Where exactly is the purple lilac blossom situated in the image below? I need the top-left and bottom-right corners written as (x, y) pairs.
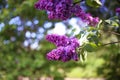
top-left (73, 5), bottom-right (99, 26)
top-left (35, 0), bottom-right (73, 20)
top-left (55, 1), bottom-right (73, 20)
top-left (46, 34), bottom-right (68, 47)
top-left (46, 34), bottom-right (79, 47)
top-left (46, 34), bottom-right (80, 62)
top-left (47, 47), bottom-right (65, 60)
top-left (35, 0), bottom-right (55, 11)
top-left (46, 46), bottom-right (79, 62)
top-left (35, 0), bottom-right (100, 26)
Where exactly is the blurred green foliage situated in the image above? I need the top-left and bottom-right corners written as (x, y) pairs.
top-left (0, 0), bottom-right (120, 80)
top-left (86, 0), bottom-right (102, 8)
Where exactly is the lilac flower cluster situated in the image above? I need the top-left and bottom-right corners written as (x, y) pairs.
top-left (35, 0), bottom-right (73, 20)
top-left (116, 8), bottom-right (120, 14)
top-left (35, 0), bottom-right (100, 26)
top-left (46, 34), bottom-right (80, 62)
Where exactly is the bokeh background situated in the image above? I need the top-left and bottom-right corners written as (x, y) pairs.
top-left (0, 0), bottom-right (120, 80)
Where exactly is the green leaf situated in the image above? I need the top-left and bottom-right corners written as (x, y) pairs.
top-left (84, 43), bottom-right (98, 52)
top-left (105, 20), bottom-right (119, 27)
top-left (86, 0), bottom-right (102, 8)
top-left (88, 35), bottom-right (99, 44)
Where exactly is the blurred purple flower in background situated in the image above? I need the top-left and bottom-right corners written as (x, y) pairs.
top-left (116, 8), bottom-right (120, 13)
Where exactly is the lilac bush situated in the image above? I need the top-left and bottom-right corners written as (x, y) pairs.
top-left (35, 0), bottom-right (120, 62)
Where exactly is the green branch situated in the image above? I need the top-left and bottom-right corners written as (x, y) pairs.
top-left (108, 31), bottom-right (120, 36)
top-left (73, 0), bottom-right (84, 5)
top-left (103, 40), bottom-right (120, 46)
